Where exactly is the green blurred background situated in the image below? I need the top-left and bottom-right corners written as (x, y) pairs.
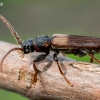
top-left (0, 0), bottom-right (100, 100)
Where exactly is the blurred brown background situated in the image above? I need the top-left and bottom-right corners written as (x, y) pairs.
top-left (0, 0), bottom-right (100, 100)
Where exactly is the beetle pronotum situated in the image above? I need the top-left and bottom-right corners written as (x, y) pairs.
top-left (0, 15), bottom-right (100, 87)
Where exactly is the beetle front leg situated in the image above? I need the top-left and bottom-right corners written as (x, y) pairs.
top-left (31, 54), bottom-right (48, 85)
top-left (53, 49), bottom-right (73, 87)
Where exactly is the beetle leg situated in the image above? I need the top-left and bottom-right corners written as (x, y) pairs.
top-left (90, 53), bottom-right (94, 63)
top-left (53, 49), bottom-right (73, 87)
top-left (31, 54), bottom-right (48, 85)
top-left (88, 53), bottom-right (100, 64)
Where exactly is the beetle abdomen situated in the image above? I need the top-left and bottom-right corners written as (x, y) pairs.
top-left (51, 34), bottom-right (100, 49)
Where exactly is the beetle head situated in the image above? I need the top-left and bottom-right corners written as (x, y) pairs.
top-left (22, 39), bottom-right (34, 54)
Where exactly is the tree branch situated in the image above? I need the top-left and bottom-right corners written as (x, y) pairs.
top-left (0, 41), bottom-right (100, 100)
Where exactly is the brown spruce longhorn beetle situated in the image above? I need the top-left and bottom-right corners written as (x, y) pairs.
top-left (1, 15), bottom-right (100, 87)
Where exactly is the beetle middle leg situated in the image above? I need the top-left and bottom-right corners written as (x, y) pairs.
top-left (53, 49), bottom-right (73, 87)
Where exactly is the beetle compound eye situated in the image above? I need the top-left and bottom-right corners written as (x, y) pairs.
top-left (23, 46), bottom-right (30, 54)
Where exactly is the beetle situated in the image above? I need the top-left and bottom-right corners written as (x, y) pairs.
top-left (0, 15), bottom-right (100, 87)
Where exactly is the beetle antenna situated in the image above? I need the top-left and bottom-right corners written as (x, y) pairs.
top-left (0, 15), bottom-right (22, 45)
top-left (0, 47), bottom-right (23, 72)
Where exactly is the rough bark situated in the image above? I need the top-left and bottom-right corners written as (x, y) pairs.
top-left (0, 41), bottom-right (100, 100)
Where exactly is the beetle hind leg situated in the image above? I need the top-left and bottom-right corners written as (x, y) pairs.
top-left (90, 53), bottom-right (94, 63)
top-left (88, 53), bottom-right (100, 64)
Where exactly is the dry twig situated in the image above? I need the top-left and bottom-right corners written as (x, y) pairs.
top-left (0, 41), bottom-right (100, 100)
